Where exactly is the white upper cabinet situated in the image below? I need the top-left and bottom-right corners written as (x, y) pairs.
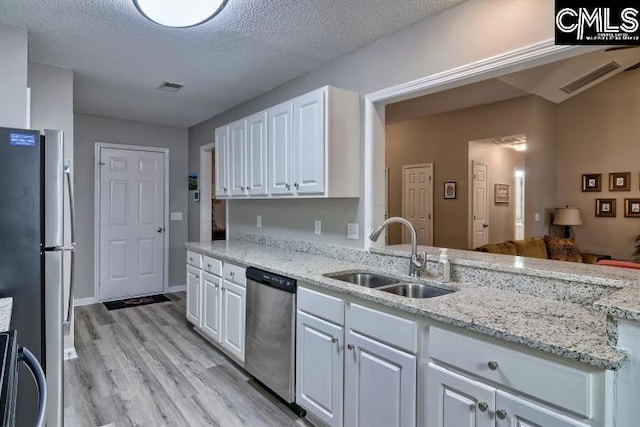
top-left (269, 101), bottom-right (295, 196)
top-left (246, 111), bottom-right (269, 196)
top-left (214, 126), bottom-right (229, 197)
top-left (215, 85), bottom-right (360, 199)
top-left (229, 120), bottom-right (247, 197)
top-left (293, 89), bottom-right (325, 195)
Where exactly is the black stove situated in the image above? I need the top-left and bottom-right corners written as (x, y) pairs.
top-left (0, 331), bottom-right (18, 427)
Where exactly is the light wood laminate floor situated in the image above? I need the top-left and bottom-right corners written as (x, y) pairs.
top-left (65, 293), bottom-right (311, 427)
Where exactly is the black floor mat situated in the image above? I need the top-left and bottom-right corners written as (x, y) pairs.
top-left (103, 294), bottom-right (170, 311)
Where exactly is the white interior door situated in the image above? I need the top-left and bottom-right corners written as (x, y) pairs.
top-left (99, 147), bottom-right (165, 301)
top-left (402, 164), bottom-right (433, 245)
top-left (472, 161), bottom-right (489, 249)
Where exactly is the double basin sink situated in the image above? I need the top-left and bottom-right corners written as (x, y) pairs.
top-left (328, 272), bottom-right (453, 299)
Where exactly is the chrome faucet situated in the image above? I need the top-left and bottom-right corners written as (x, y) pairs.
top-left (369, 217), bottom-right (427, 277)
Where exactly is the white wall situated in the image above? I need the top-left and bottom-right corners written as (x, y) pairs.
top-left (0, 24), bottom-right (28, 128)
top-left (28, 62), bottom-right (75, 351)
top-left (188, 0), bottom-right (556, 246)
top-left (74, 114), bottom-right (189, 300)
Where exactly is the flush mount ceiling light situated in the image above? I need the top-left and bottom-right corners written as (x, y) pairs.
top-left (134, 0), bottom-right (227, 28)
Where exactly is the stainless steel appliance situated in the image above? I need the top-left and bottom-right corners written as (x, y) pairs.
top-left (245, 267), bottom-right (304, 415)
top-left (0, 127), bottom-right (74, 427)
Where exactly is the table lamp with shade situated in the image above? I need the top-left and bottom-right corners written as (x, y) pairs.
top-left (553, 206), bottom-right (583, 238)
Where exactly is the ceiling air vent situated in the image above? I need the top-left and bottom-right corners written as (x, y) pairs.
top-left (560, 61), bottom-right (620, 94)
top-left (158, 81), bottom-right (184, 92)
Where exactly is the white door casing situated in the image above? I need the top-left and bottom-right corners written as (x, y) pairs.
top-left (294, 88), bottom-right (326, 195)
top-left (98, 146), bottom-right (166, 301)
top-left (269, 101), bottom-right (294, 195)
top-left (472, 161), bottom-right (489, 249)
top-left (402, 164), bottom-right (433, 246)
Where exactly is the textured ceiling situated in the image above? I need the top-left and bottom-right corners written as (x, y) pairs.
top-left (0, 0), bottom-right (466, 127)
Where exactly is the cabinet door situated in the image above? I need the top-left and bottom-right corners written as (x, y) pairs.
top-left (268, 101), bottom-right (294, 195)
top-left (201, 273), bottom-right (222, 343)
top-left (296, 311), bottom-right (343, 427)
top-left (222, 280), bottom-right (246, 363)
top-left (229, 120), bottom-right (247, 197)
top-left (293, 88), bottom-right (325, 195)
top-left (186, 266), bottom-right (201, 327)
top-left (495, 390), bottom-right (589, 427)
top-left (426, 363), bottom-right (495, 427)
top-left (246, 111), bottom-right (268, 196)
top-left (345, 330), bottom-right (416, 427)
top-left (214, 126), bottom-right (229, 197)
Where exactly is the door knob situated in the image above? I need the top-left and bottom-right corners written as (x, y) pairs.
top-left (477, 401), bottom-right (488, 412)
top-left (157, 227), bottom-right (164, 233)
top-left (487, 360), bottom-right (499, 370)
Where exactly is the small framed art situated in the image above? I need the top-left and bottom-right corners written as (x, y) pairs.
top-left (495, 183), bottom-right (510, 203)
top-left (625, 199), bottom-right (640, 218)
top-left (596, 198), bottom-right (616, 217)
top-left (582, 173), bottom-right (601, 192)
top-left (444, 182), bottom-right (456, 199)
top-left (609, 172), bottom-right (631, 191)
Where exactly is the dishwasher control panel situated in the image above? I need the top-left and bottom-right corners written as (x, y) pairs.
top-left (246, 267), bottom-right (297, 293)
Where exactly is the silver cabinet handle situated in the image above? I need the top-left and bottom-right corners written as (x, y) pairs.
top-left (488, 361), bottom-right (499, 370)
top-left (221, 287), bottom-right (226, 292)
top-left (285, 183), bottom-right (291, 190)
top-left (207, 263), bottom-right (212, 268)
top-left (496, 409), bottom-right (507, 420)
top-left (347, 343), bottom-right (354, 350)
top-left (477, 402), bottom-right (488, 412)
top-left (230, 271), bottom-right (235, 278)
top-left (331, 337), bottom-right (338, 343)
top-left (223, 187), bottom-right (227, 192)
top-left (294, 182), bottom-right (299, 189)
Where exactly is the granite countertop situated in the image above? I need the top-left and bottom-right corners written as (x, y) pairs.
top-left (0, 298), bottom-right (13, 333)
top-left (186, 241), bottom-right (627, 370)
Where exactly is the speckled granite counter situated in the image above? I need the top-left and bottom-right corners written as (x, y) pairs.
top-left (186, 240), bottom-right (628, 370)
top-left (0, 298), bottom-right (13, 332)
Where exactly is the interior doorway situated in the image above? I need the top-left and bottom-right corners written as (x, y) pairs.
top-left (514, 168), bottom-right (525, 240)
top-left (200, 143), bottom-right (227, 242)
top-left (401, 163), bottom-right (433, 245)
top-left (471, 161), bottom-right (489, 249)
top-left (95, 144), bottom-right (169, 301)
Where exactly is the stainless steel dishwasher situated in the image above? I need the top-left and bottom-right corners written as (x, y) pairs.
top-left (245, 267), bottom-right (305, 416)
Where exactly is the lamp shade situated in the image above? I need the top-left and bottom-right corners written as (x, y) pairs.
top-left (553, 207), bottom-right (583, 226)
top-left (134, 0), bottom-right (227, 28)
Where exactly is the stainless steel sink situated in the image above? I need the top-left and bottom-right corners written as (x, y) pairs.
top-left (378, 283), bottom-right (453, 298)
top-left (329, 272), bottom-right (400, 288)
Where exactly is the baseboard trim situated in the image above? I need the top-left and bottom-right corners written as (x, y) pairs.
top-left (168, 285), bottom-right (186, 292)
top-left (64, 347), bottom-right (78, 361)
top-left (74, 297), bottom-right (96, 307)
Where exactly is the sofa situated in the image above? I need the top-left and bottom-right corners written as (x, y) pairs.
top-left (475, 236), bottom-right (601, 264)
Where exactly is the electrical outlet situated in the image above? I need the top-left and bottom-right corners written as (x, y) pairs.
top-left (347, 223), bottom-right (359, 240)
top-left (257, 215), bottom-right (262, 228)
top-left (314, 220), bottom-right (322, 235)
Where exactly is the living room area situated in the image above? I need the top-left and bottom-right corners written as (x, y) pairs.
top-left (383, 47), bottom-right (640, 268)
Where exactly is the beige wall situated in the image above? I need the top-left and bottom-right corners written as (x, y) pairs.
top-left (468, 142), bottom-right (525, 244)
top-left (557, 70), bottom-right (640, 260)
top-left (188, 0), bottom-right (557, 246)
top-left (385, 96), bottom-right (539, 248)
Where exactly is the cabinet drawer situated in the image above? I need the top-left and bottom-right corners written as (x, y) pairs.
top-left (347, 303), bottom-right (417, 353)
top-left (223, 262), bottom-right (246, 287)
top-left (298, 286), bottom-right (344, 326)
top-left (429, 327), bottom-right (593, 418)
top-left (203, 256), bottom-right (222, 276)
top-left (186, 251), bottom-right (202, 268)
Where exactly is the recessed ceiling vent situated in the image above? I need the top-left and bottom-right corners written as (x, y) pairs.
top-left (560, 61), bottom-right (620, 94)
top-left (158, 81), bottom-right (184, 92)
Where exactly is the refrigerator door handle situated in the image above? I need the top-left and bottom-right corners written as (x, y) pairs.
top-left (65, 168), bottom-right (76, 243)
top-left (63, 248), bottom-right (75, 333)
top-left (63, 167), bottom-right (76, 332)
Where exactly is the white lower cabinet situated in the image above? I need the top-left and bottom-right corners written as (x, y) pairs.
top-left (296, 311), bottom-right (344, 427)
top-left (186, 265), bottom-right (201, 327)
top-left (345, 330), bottom-right (417, 427)
top-left (426, 363), bottom-right (588, 427)
top-left (201, 272), bottom-right (222, 343)
top-left (221, 279), bottom-right (246, 362)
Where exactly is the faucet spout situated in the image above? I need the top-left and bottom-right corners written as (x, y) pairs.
top-left (369, 217), bottom-right (426, 277)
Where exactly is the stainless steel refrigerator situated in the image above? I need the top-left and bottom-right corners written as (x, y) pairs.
top-left (0, 127), bottom-right (74, 426)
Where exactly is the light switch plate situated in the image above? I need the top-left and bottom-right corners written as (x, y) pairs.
top-left (170, 212), bottom-right (183, 221)
top-left (314, 220), bottom-right (322, 235)
top-left (535, 213), bottom-right (541, 222)
top-left (257, 215), bottom-right (262, 228)
top-left (347, 223), bottom-right (359, 240)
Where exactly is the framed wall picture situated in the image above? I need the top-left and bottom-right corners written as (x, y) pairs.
top-left (625, 198), bottom-right (640, 218)
top-left (444, 181), bottom-right (456, 199)
top-left (582, 173), bottom-right (601, 192)
top-left (609, 172), bottom-right (631, 191)
top-left (495, 183), bottom-right (510, 203)
top-left (596, 198), bottom-right (616, 217)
